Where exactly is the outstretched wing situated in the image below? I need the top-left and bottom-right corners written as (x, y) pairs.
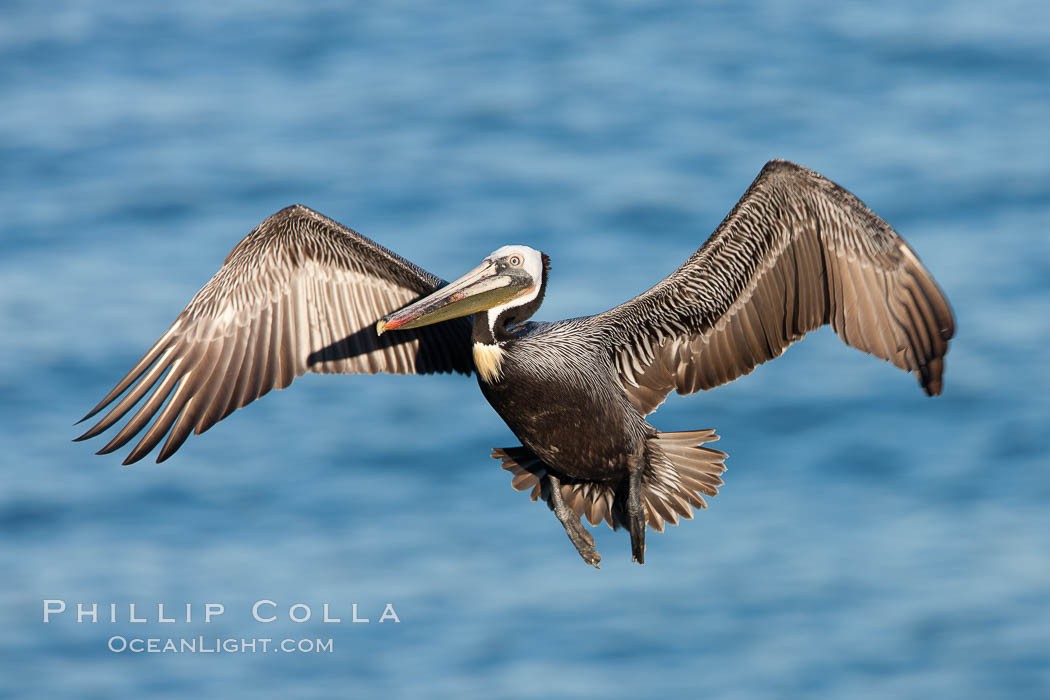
top-left (77, 205), bottom-right (473, 463)
top-left (587, 160), bottom-right (955, 415)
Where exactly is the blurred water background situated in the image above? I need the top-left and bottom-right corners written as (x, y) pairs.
top-left (2, 1), bottom-right (1049, 697)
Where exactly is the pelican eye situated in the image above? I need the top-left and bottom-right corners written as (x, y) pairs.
top-left (508, 255), bottom-right (522, 267)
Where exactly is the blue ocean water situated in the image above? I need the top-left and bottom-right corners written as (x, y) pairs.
top-left (2, 1), bottom-right (1049, 697)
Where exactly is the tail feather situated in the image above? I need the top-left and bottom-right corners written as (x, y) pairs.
top-left (493, 446), bottom-right (619, 528)
top-left (642, 429), bottom-right (727, 532)
top-left (492, 428), bottom-right (728, 534)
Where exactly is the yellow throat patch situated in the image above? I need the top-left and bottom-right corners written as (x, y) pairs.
top-left (472, 342), bottom-right (505, 384)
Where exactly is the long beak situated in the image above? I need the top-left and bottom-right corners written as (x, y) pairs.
top-left (376, 258), bottom-right (533, 335)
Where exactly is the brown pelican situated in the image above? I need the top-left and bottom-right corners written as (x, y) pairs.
top-left (77, 160), bottom-right (955, 567)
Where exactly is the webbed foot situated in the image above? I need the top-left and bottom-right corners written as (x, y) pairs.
top-left (547, 473), bottom-right (601, 568)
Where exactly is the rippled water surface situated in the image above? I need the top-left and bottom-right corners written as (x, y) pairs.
top-left (2, 1), bottom-right (1049, 697)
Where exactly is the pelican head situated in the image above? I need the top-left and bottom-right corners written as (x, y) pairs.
top-left (376, 245), bottom-right (547, 335)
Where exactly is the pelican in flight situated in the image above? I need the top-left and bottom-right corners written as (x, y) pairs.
top-left (77, 160), bottom-right (954, 567)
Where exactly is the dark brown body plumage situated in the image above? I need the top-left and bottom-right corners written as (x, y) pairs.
top-left (478, 322), bottom-right (653, 483)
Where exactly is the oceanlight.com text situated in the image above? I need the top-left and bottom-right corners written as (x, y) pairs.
top-left (107, 636), bottom-right (334, 654)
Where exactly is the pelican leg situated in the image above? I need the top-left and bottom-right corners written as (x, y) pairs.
top-left (626, 455), bottom-right (646, 565)
top-left (547, 473), bottom-right (601, 569)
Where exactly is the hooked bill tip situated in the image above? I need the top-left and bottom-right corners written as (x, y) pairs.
top-left (377, 316), bottom-right (408, 335)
